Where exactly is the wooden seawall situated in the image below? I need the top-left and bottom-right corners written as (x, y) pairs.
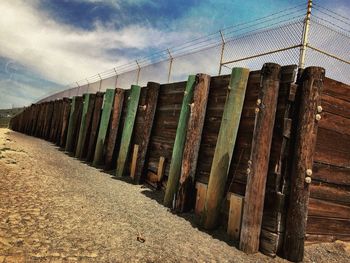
top-left (9, 63), bottom-right (350, 262)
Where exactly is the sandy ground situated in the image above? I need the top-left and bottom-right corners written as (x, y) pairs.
top-left (0, 128), bottom-right (349, 263)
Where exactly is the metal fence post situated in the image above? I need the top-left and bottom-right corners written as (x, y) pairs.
top-left (76, 82), bottom-right (80, 96)
top-left (86, 79), bottom-right (90, 93)
top-left (114, 68), bottom-right (119, 88)
top-left (167, 49), bottom-right (174, 83)
top-left (98, 74), bottom-right (102, 92)
top-left (298, 0), bottom-right (312, 69)
top-left (218, 30), bottom-right (226, 75)
top-left (136, 60), bottom-right (141, 85)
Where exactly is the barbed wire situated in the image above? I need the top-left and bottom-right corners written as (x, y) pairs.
top-left (37, 1), bottom-right (350, 102)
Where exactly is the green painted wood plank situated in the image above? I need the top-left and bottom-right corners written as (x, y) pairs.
top-left (164, 75), bottom-right (196, 208)
top-left (65, 97), bottom-right (78, 152)
top-left (201, 67), bottom-right (250, 229)
top-left (115, 85), bottom-right (141, 177)
top-left (93, 89), bottom-right (115, 166)
top-left (75, 93), bottom-right (95, 158)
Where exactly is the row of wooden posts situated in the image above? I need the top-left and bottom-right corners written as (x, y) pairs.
top-left (10, 63), bottom-right (326, 262)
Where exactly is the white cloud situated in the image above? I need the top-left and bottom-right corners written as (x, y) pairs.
top-left (0, 0), bottom-right (192, 86)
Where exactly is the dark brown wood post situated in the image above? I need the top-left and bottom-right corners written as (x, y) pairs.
top-left (86, 92), bottom-right (104, 162)
top-left (105, 88), bottom-right (125, 170)
top-left (175, 74), bottom-right (211, 212)
top-left (284, 67), bottom-right (325, 262)
top-left (240, 63), bottom-right (281, 254)
top-left (60, 98), bottom-right (72, 147)
top-left (133, 82), bottom-right (160, 184)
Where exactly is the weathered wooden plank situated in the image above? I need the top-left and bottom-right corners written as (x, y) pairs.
top-left (306, 216), bottom-right (350, 236)
top-left (86, 92), bottom-right (104, 162)
top-left (115, 85), bottom-right (141, 177)
top-left (201, 67), bottom-right (250, 230)
top-left (322, 77), bottom-right (350, 102)
top-left (157, 156), bottom-right (166, 182)
top-left (306, 234), bottom-right (350, 243)
top-left (260, 229), bottom-right (282, 257)
top-left (175, 74), bottom-right (211, 212)
top-left (130, 144), bottom-right (139, 179)
top-left (313, 162), bottom-right (350, 186)
top-left (284, 67), bottom-right (325, 262)
top-left (164, 75), bottom-right (197, 208)
top-left (318, 111), bottom-right (350, 136)
top-left (133, 82), bottom-right (160, 184)
top-left (93, 89), bottom-right (115, 166)
top-left (240, 63), bottom-right (281, 254)
top-left (195, 182), bottom-right (207, 216)
top-left (105, 88), bottom-right (125, 170)
top-left (60, 98), bottom-right (72, 147)
top-left (314, 128), bottom-right (350, 167)
top-left (65, 96), bottom-right (82, 152)
top-left (227, 194), bottom-right (244, 240)
top-left (75, 93), bottom-right (96, 158)
top-left (321, 93), bottom-right (350, 119)
top-left (308, 198), bottom-right (350, 219)
top-left (310, 182), bottom-right (350, 206)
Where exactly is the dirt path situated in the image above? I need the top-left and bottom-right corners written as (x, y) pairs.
top-left (0, 128), bottom-right (349, 262)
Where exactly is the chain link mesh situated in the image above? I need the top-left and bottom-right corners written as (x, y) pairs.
top-left (37, 1), bottom-right (350, 103)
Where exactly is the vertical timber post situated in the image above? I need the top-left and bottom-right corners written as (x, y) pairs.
top-left (65, 97), bottom-right (78, 152)
top-left (284, 67), bottom-right (325, 262)
top-left (60, 98), bottom-right (72, 147)
top-left (133, 82), bottom-right (160, 184)
top-left (93, 89), bottom-right (116, 166)
top-left (75, 93), bottom-right (95, 158)
top-left (201, 67), bottom-right (250, 229)
top-left (218, 30), bottom-right (225, 76)
top-left (175, 74), bottom-right (211, 212)
top-left (115, 85), bottom-right (141, 177)
top-left (163, 75), bottom-right (196, 208)
top-left (86, 92), bottom-right (104, 161)
top-left (105, 88), bottom-right (125, 170)
top-left (239, 63), bottom-right (281, 254)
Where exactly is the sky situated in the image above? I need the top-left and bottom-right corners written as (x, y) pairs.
top-left (0, 0), bottom-right (349, 108)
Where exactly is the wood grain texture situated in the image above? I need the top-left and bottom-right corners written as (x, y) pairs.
top-left (60, 98), bottom-right (72, 147)
top-left (115, 85), bottom-right (141, 177)
top-left (284, 67), bottom-right (325, 262)
top-left (164, 75), bottom-right (197, 208)
top-left (93, 89), bottom-right (115, 166)
top-left (65, 96), bottom-right (83, 153)
top-left (133, 82), bottom-right (160, 184)
top-left (201, 67), bottom-right (250, 230)
top-left (75, 93), bottom-right (96, 158)
top-left (240, 63), bottom-right (281, 254)
top-left (105, 88), bottom-right (125, 170)
top-left (86, 92), bottom-right (104, 161)
top-left (175, 74), bottom-right (211, 212)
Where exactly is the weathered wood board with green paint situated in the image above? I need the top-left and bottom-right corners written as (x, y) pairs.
top-left (75, 93), bottom-right (95, 158)
top-left (93, 89), bottom-right (115, 166)
top-left (115, 85), bottom-right (141, 177)
top-left (164, 75), bottom-right (196, 208)
top-left (201, 67), bottom-right (250, 229)
top-left (65, 96), bottom-right (82, 152)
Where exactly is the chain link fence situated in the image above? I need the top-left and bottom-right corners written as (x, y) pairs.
top-left (38, 0), bottom-right (350, 103)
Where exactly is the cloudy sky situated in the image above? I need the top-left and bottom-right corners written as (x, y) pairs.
top-left (0, 0), bottom-right (349, 108)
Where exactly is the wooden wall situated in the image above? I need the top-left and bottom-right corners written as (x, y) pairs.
top-left (8, 65), bottom-right (350, 261)
top-left (306, 77), bottom-right (350, 242)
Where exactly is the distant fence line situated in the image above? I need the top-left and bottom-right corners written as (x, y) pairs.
top-left (38, 0), bottom-right (350, 103)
